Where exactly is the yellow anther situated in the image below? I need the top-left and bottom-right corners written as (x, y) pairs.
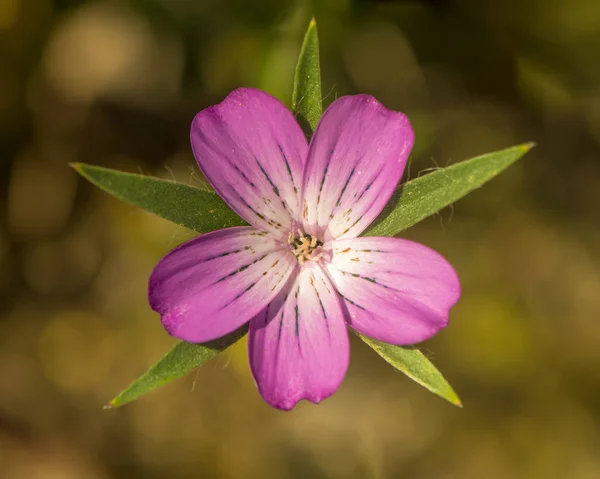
top-left (288, 231), bottom-right (323, 265)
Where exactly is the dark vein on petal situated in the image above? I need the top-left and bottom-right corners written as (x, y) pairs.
top-left (269, 261), bottom-right (288, 291)
top-left (316, 148), bottom-right (335, 208)
top-left (278, 144), bottom-right (298, 194)
top-left (256, 158), bottom-right (280, 197)
top-left (294, 304), bottom-right (299, 337)
top-left (194, 133), bottom-right (257, 192)
top-left (270, 274), bottom-right (286, 291)
top-left (335, 167), bottom-right (356, 208)
top-left (233, 163), bottom-right (256, 188)
top-left (256, 157), bottom-right (294, 217)
top-left (233, 190), bottom-right (282, 230)
top-left (310, 273), bottom-right (330, 339)
top-left (317, 165), bottom-right (328, 206)
top-left (202, 247), bottom-right (246, 262)
top-left (294, 287), bottom-right (300, 338)
top-left (356, 181), bottom-right (373, 201)
top-left (346, 270), bottom-right (409, 295)
top-left (233, 189), bottom-right (264, 218)
top-left (337, 292), bottom-right (366, 310)
top-left (214, 253), bottom-right (269, 284)
top-left (347, 164), bottom-right (389, 234)
top-left (318, 273), bottom-right (333, 295)
top-left (232, 282), bottom-right (256, 301)
top-left (341, 216), bottom-right (362, 236)
top-left (277, 308), bottom-right (285, 339)
top-left (292, 285), bottom-right (303, 356)
top-left (221, 157), bottom-right (256, 190)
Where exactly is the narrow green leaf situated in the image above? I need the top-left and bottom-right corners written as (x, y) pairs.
top-left (72, 163), bottom-right (247, 233)
top-left (292, 18), bottom-right (322, 138)
top-left (109, 326), bottom-right (248, 408)
top-left (359, 334), bottom-right (462, 407)
top-left (364, 143), bottom-right (535, 237)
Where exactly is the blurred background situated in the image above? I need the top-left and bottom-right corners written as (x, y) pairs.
top-left (2, 0), bottom-right (600, 477)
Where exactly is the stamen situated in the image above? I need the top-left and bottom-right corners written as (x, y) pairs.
top-left (288, 231), bottom-right (323, 265)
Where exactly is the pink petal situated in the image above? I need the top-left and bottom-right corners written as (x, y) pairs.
top-left (326, 237), bottom-right (460, 344)
top-left (301, 95), bottom-right (414, 241)
top-left (191, 88), bottom-right (308, 239)
top-left (248, 264), bottom-right (349, 410)
top-left (149, 227), bottom-right (296, 343)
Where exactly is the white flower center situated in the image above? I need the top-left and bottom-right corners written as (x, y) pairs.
top-left (288, 231), bottom-right (323, 265)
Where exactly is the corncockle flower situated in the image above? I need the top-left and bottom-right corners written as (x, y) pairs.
top-left (149, 88), bottom-right (460, 410)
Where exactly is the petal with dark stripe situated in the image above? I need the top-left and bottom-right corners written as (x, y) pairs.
top-left (149, 226), bottom-right (296, 343)
top-left (248, 264), bottom-right (349, 410)
top-left (301, 95), bottom-right (414, 241)
top-left (191, 89), bottom-right (307, 239)
top-left (326, 237), bottom-right (460, 344)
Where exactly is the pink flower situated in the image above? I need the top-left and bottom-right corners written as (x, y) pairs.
top-left (148, 88), bottom-right (460, 410)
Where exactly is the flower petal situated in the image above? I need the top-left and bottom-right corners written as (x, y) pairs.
top-left (248, 264), bottom-right (349, 410)
top-left (149, 226), bottom-right (296, 343)
top-left (326, 237), bottom-right (460, 344)
top-left (191, 88), bottom-right (308, 239)
top-left (301, 95), bottom-right (414, 241)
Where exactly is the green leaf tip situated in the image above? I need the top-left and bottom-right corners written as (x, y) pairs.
top-left (359, 334), bottom-right (462, 407)
top-left (364, 142), bottom-right (534, 237)
top-left (292, 18), bottom-right (322, 138)
top-left (521, 141), bottom-right (536, 152)
top-left (70, 162), bottom-right (86, 174)
top-left (108, 326), bottom-right (248, 408)
top-left (73, 163), bottom-right (246, 234)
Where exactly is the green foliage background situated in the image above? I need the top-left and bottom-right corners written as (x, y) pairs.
top-left (1, 0), bottom-right (600, 478)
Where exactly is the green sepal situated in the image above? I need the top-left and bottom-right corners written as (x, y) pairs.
top-left (359, 334), bottom-right (462, 407)
top-left (365, 143), bottom-right (535, 237)
top-left (292, 18), bottom-right (322, 139)
top-left (72, 163), bottom-right (246, 233)
top-left (108, 325), bottom-right (248, 408)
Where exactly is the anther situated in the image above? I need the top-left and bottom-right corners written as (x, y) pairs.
top-left (288, 231), bottom-right (323, 264)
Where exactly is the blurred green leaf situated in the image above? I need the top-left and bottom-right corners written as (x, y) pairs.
top-left (72, 163), bottom-right (247, 233)
top-left (109, 326), bottom-right (248, 408)
top-left (364, 143), bottom-right (535, 237)
top-left (292, 18), bottom-right (322, 138)
top-left (359, 334), bottom-right (462, 407)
